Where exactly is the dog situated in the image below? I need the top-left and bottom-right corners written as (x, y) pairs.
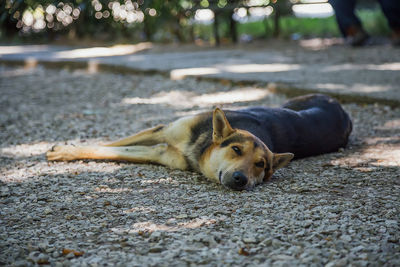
top-left (47, 94), bottom-right (352, 190)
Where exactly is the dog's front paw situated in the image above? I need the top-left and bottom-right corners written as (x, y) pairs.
top-left (47, 145), bottom-right (78, 161)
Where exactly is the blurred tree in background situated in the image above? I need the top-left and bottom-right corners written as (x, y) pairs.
top-left (0, 0), bottom-right (294, 44)
top-left (0, 0), bottom-right (390, 45)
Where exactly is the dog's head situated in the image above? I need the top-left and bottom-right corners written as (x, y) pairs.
top-left (203, 108), bottom-right (294, 190)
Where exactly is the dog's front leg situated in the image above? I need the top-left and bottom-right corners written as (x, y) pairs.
top-left (47, 144), bottom-right (188, 170)
top-left (104, 124), bottom-right (166, 147)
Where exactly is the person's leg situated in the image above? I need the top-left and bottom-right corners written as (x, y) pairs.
top-left (328, 0), bottom-right (369, 46)
top-left (329, 0), bottom-right (361, 36)
top-left (378, 0), bottom-right (400, 30)
top-left (378, 0), bottom-right (400, 45)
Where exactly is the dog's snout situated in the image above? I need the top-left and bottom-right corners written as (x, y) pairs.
top-left (220, 171), bottom-right (249, 190)
top-left (232, 171), bottom-right (248, 188)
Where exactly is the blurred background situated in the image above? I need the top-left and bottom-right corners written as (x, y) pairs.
top-left (0, 0), bottom-right (392, 45)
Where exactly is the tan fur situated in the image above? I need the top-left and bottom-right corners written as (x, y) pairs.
top-left (47, 108), bottom-right (293, 190)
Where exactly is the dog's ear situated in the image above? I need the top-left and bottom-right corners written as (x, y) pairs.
top-left (272, 152), bottom-right (294, 171)
top-left (212, 108), bottom-right (234, 143)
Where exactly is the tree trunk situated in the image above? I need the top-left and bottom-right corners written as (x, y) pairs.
top-left (229, 10), bottom-right (237, 43)
top-left (173, 16), bottom-right (184, 42)
top-left (213, 11), bottom-right (220, 46)
top-left (273, 5), bottom-right (281, 38)
top-left (143, 16), bottom-right (153, 41)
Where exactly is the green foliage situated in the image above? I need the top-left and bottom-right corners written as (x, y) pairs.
top-left (0, 0), bottom-right (393, 44)
top-left (238, 20), bottom-right (270, 38)
top-left (194, 16), bottom-right (341, 41)
top-left (357, 9), bottom-right (391, 36)
top-left (0, 0), bottom-right (201, 42)
top-left (278, 16), bottom-right (341, 38)
top-left (194, 8), bottom-right (390, 42)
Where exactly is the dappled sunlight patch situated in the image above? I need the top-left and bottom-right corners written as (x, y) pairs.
top-left (170, 67), bottom-right (220, 80)
top-left (124, 206), bottom-right (157, 214)
top-left (0, 141), bottom-right (124, 183)
top-left (330, 143), bottom-right (400, 168)
top-left (1, 142), bottom-right (53, 158)
top-left (299, 38), bottom-right (343, 49)
top-left (122, 87), bottom-right (270, 107)
top-left (0, 160), bottom-right (123, 183)
top-left (0, 45), bottom-right (51, 55)
top-left (366, 63), bottom-right (400, 71)
top-left (322, 63), bottom-right (400, 72)
top-left (363, 136), bottom-right (400, 146)
top-left (52, 43), bottom-right (152, 59)
top-left (221, 64), bottom-right (301, 73)
top-left (95, 185), bottom-right (132, 193)
top-left (313, 83), bottom-right (345, 91)
top-left (170, 64), bottom-right (300, 80)
top-left (138, 177), bottom-right (175, 185)
top-left (361, 139), bottom-right (400, 167)
top-left (195, 88), bottom-right (270, 104)
top-left (112, 217), bottom-right (218, 234)
top-left (377, 119), bottom-right (400, 130)
top-left (0, 161), bottom-right (56, 183)
top-left (347, 84), bottom-right (392, 93)
top-left (122, 90), bottom-right (195, 106)
top-left (0, 140), bottom-right (101, 158)
top-left (314, 83), bottom-right (391, 93)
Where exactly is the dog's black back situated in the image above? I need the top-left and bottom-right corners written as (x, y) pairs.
top-left (224, 94), bottom-right (352, 159)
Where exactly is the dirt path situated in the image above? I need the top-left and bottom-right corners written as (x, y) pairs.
top-left (1, 65), bottom-right (399, 266)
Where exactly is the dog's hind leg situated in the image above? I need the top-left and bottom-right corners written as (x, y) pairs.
top-left (47, 144), bottom-right (188, 170)
top-left (103, 124), bottom-right (166, 147)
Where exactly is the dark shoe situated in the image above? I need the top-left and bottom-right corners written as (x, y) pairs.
top-left (392, 29), bottom-right (400, 46)
top-left (345, 26), bottom-right (369, 47)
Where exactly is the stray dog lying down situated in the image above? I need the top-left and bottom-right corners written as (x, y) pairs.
top-left (47, 94), bottom-right (352, 190)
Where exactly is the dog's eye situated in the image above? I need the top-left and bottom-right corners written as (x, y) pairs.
top-left (231, 146), bottom-right (242, 156)
top-left (255, 161), bottom-right (265, 168)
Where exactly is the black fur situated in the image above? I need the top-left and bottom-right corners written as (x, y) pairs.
top-left (190, 94), bottom-right (352, 160)
top-left (190, 117), bottom-right (213, 162)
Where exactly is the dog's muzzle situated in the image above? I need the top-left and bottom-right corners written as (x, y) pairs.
top-left (221, 171), bottom-right (248, 190)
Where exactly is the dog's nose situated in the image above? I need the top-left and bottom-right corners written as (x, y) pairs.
top-left (232, 171), bottom-right (248, 188)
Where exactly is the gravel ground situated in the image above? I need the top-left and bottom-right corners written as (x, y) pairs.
top-left (1, 65), bottom-right (399, 266)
